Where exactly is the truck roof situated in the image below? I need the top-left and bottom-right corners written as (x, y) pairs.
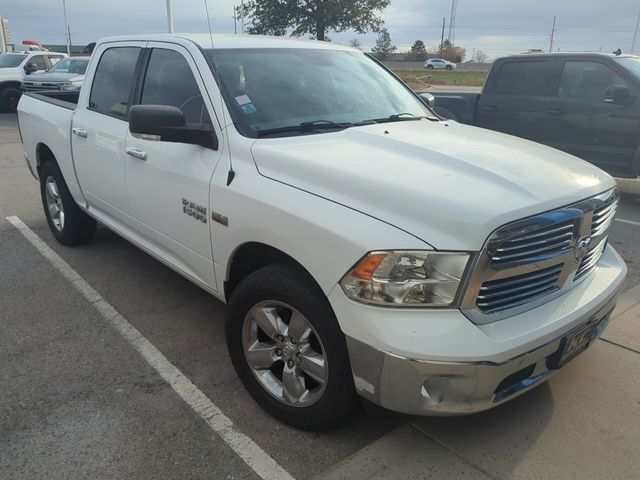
top-left (496, 52), bottom-right (639, 61)
top-left (97, 33), bottom-right (357, 52)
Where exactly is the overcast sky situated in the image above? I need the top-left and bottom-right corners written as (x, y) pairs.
top-left (2, 0), bottom-right (639, 59)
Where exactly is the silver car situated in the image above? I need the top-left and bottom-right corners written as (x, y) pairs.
top-left (424, 58), bottom-right (457, 70)
top-left (22, 57), bottom-right (90, 92)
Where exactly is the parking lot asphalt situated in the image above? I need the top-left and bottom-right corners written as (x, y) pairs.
top-left (1, 111), bottom-right (640, 479)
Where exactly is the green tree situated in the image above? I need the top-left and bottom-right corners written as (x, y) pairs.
top-left (239, 0), bottom-right (390, 42)
top-left (410, 40), bottom-right (427, 61)
top-left (371, 28), bottom-right (397, 59)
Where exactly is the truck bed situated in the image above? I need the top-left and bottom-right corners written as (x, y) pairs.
top-left (23, 90), bottom-right (80, 110)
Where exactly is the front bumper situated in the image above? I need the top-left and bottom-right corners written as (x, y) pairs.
top-left (332, 245), bottom-right (626, 415)
top-left (615, 176), bottom-right (640, 195)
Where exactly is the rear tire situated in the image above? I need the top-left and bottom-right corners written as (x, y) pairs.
top-left (226, 263), bottom-right (359, 429)
top-left (40, 160), bottom-right (96, 245)
top-left (1, 87), bottom-right (20, 113)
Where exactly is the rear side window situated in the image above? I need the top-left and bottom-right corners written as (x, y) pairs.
top-left (557, 61), bottom-right (627, 102)
top-left (140, 48), bottom-right (209, 124)
top-left (493, 61), bottom-right (548, 96)
top-left (89, 47), bottom-right (141, 120)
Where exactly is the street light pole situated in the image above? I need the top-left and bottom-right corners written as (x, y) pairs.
top-left (62, 0), bottom-right (70, 55)
top-left (166, 0), bottom-right (174, 33)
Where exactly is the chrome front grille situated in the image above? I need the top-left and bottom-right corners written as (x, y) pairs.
top-left (477, 264), bottom-right (563, 313)
top-left (490, 220), bottom-right (574, 266)
top-left (462, 189), bottom-right (618, 324)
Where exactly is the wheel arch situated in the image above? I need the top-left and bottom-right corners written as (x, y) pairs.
top-left (224, 241), bottom-right (323, 302)
top-left (0, 80), bottom-right (22, 91)
top-left (35, 142), bottom-right (58, 172)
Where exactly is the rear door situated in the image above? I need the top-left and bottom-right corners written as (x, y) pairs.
top-left (476, 59), bottom-right (553, 142)
top-left (72, 42), bottom-right (144, 220)
top-left (123, 44), bottom-right (223, 288)
top-left (542, 59), bottom-right (640, 176)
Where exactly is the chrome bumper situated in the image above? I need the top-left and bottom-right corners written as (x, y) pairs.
top-left (615, 176), bottom-right (640, 195)
top-left (346, 291), bottom-right (619, 416)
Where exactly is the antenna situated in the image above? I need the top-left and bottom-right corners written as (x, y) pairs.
top-left (203, 0), bottom-right (235, 185)
top-left (203, 0), bottom-right (214, 48)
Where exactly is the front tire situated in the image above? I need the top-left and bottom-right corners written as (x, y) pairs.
top-left (1, 87), bottom-right (20, 113)
top-left (446, 65), bottom-right (453, 71)
top-left (40, 161), bottom-right (96, 245)
top-left (226, 263), bottom-right (358, 429)
top-left (426, 64), bottom-right (434, 70)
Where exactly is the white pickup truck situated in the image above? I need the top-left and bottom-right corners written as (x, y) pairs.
top-left (18, 34), bottom-right (626, 429)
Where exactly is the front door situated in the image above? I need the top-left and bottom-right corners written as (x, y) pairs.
top-left (543, 59), bottom-right (640, 176)
top-left (72, 44), bottom-right (143, 220)
top-left (124, 45), bottom-right (223, 288)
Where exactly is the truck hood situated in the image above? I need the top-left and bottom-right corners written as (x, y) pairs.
top-left (24, 73), bottom-right (84, 83)
top-left (250, 120), bottom-right (615, 250)
top-left (0, 66), bottom-right (23, 81)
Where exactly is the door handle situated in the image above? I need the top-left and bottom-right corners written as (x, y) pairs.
top-left (482, 105), bottom-right (498, 112)
top-left (126, 146), bottom-right (147, 161)
top-left (547, 108), bottom-right (564, 116)
top-left (72, 127), bottom-right (88, 138)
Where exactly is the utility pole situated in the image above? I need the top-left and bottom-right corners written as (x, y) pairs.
top-left (233, 5), bottom-right (237, 34)
top-left (632, 7), bottom-right (640, 53)
top-left (440, 17), bottom-right (446, 55)
top-left (240, 0), bottom-right (245, 34)
top-left (166, 0), bottom-right (174, 33)
top-left (62, 0), bottom-right (70, 55)
top-left (549, 15), bottom-right (556, 53)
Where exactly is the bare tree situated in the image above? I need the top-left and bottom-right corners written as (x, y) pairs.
top-left (349, 38), bottom-right (362, 50)
top-left (473, 50), bottom-right (488, 63)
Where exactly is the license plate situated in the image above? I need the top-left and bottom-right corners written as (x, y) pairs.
top-left (556, 322), bottom-right (597, 367)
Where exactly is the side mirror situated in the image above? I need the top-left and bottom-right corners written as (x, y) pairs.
top-left (605, 85), bottom-right (635, 106)
top-left (24, 63), bottom-right (38, 75)
top-left (128, 105), bottom-right (218, 149)
top-left (419, 92), bottom-right (436, 108)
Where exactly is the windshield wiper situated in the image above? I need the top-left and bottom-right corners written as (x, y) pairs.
top-left (353, 113), bottom-right (429, 126)
top-left (256, 120), bottom-right (351, 137)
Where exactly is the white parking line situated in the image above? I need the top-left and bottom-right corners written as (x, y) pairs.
top-left (6, 216), bottom-right (295, 480)
top-left (615, 218), bottom-right (640, 227)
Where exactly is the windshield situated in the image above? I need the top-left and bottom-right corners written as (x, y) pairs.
top-left (614, 56), bottom-right (640, 79)
top-left (207, 48), bottom-right (432, 137)
top-left (48, 58), bottom-right (89, 74)
top-left (0, 53), bottom-right (27, 68)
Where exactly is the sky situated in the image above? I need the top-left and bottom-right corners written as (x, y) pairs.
top-left (1, 0), bottom-right (639, 60)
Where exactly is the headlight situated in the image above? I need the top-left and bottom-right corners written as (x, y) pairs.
top-left (60, 81), bottom-right (81, 91)
top-left (340, 251), bottom-right (469, 307)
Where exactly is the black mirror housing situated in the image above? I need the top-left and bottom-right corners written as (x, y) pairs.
top-left (605, 85), bottom-right (635, 106)
top-left (128, 104), bottom-right (218, 150)
top-left (24, 63), bottom-right (38, 75)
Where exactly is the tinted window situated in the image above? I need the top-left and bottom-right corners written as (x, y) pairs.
top-left (558, 61), bottom-right (627, 102)
top-left (141, 49), bottom-right (209, 124)
top-left (0, 53), bottom-right (26, 68)
top-left (494, 61), bottom-right (548, 96)
top-left (30, 55), bottom-right (47, 70)
top-left (89, 47), bottom-right (140, 119)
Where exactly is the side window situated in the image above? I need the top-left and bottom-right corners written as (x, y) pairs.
top-left (557, 61), bottom-right (627, 102)
top-left (493, 61), bottom-right (548, 96)
top-left (29, 55), bottom-right (47, 70)
top-left (140, 49), bottom-right (209, 124)
top-left (89, 47), bottom-right (141, 120)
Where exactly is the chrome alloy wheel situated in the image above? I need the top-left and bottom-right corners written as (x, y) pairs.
top-left (242, 300), bottom-right (328, 407)
top-left (45, 176), bottom-right (65, 232)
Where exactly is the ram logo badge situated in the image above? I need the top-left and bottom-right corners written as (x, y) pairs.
top-left (182, 198), bottom-right (207, 223)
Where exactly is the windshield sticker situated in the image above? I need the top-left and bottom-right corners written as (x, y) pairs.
top-left (235, 95), bottom-right (252, 106)
top-left (240, 103), bottom-right (257, 115)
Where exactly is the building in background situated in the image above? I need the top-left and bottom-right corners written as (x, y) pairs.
top-left (0, 17), bottom-right (13, 52)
